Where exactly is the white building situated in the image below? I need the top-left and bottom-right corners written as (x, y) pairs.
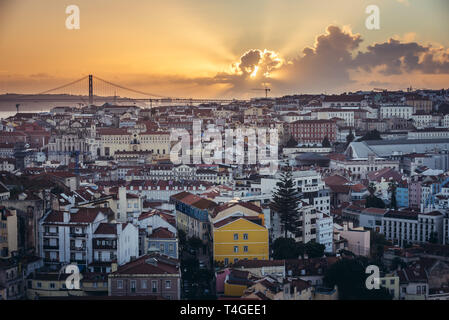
top-left (316, 212), bottom-right (333, 253)
top-left (379, 105), bottom-right (414, 120)
top-left (382, 210), bottom-right (444, 245)
top-left (39, 207), bottom-right (113, 269)
top-left (90, 222), bottom-right (139, 273)
top-left (330, 154), bottom-right (399, 180)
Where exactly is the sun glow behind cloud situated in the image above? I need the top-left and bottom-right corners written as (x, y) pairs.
top-left (0, 0), bottom-right (448, 97)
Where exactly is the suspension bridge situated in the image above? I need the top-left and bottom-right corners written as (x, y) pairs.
top-left (1, 74), bottom-right (242, 106)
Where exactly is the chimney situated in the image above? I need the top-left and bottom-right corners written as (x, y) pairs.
top-left (111, 263), bottom-right (118, 272)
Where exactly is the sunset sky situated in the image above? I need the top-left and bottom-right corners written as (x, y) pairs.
top-left (0, 0), bottom-right (448, 98)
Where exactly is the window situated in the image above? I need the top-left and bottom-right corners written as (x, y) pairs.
top-left (141, 280), bottom-right (147, 289)
top-left (234, 246), bottom-right (239, 253)
top-left (130, 280), bottom-right (136, 293)
top-left (117, 280), bottom-right (123, 289)
top-left (50, 283), bottom-right (55, 289)
top-left (234, 233), bottom-right (238, 240)
top-left (224, 258), bottom-right (229, 265)
top-left (152, 281), bottom-right (157, 293)
top-left (243, 246), bottom-right (248, 253)
top-left (37, 282), bottom-right (42, 288)
top-left (243, 233), bottom-right (248, 240)
top-left (165, 280), bottom-right (171, 289)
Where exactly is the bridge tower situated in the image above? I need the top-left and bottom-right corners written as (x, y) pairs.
top-left (88, 74), bottom-right (93, 105)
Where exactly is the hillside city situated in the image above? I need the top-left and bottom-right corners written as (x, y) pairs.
top-left (2, 89), bottom-right (449, 300)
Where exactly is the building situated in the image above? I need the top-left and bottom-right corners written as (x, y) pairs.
top-left (379, 105), bottom-right (414, 120)
top-left (98, 128), bottom-right (170, 157)
top-left (405, 95), bottom-right (432, 114)
top-left (382, 210), bottom-right (444, 246)
top-left (148, 227), bottom-right (178, 259)
top-left (322, 95), bottom-right (365, 109)
top-left (334, 223), bottom-right (370, 256)
top-left (0, 258), bottom-right (24, 300)
top-left (0, 207), bottom-right (18, 258)
top-left (408, 128), bottom-right (449, 140)
top-left (289, 120), bottom-right (337, 144)
top-left (39, 207), bottom-right (114, 270)
top-left (108, 254), bottom-right (181, 300)
top-left (316, 212), bottom-right (333, 253)
top-left (170, 191), bottom-right (217, 243)
top-left (330, 154), bottom-right (399, 180)
top-left (89, 222), bottom-right (139, 273)
top-left (213, 217), bottom-right (269, 265)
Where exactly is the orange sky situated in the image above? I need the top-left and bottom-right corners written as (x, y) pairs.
top-left (0, 0), bottom-right (448, 98)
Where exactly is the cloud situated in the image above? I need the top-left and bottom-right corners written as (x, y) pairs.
top-left (352, 38), bottom-right (449, 75)
top-left (192, 25), bottom-right (449, 94)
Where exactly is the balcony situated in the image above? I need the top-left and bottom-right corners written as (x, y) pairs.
top-left (71, 258), bottom-right (87, 265)
top-left (70, 233), bottom-right (86, 238)
top-left (44, 232), bottom-right (59, 237)
top-left (44, 258), bottom-right (60, 264)
top-left (43, 244), bottom-right (59, 250)
top-left (70, 245), bottom-right (86, 251)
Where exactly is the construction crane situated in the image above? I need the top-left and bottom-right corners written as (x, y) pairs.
top-left (252, 85), bottom-right (271, 98)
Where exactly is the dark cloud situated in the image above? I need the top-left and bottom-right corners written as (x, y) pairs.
top-left (203, 25), bottom-right (449, 94)
top-left (352, 38), bottom-right (449, 75)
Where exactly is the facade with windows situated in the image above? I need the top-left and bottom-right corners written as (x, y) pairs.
top-left (382, 210), bottom-right (444, 245)
top-left (108, 254), bottom-right (181, 299)
top-left (213, 217), bottom-right (268, 265)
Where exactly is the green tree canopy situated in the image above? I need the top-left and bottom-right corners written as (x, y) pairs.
top-left (322, 136), bottom-right (331, 148)
top-left (365, 195), bottom-right (386, 209)
top-left (357, 130), bottom-right (382, 141)
top-left (270, 169), bottom-right (301, 238)
top-left (324, 258), bottom-right (393, 300)
top-left (272, 237), bottom-right (300, 260)
top-left (305, 242), bottom-right (325, 258)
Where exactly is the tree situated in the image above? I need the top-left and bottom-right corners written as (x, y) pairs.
top-left (270, 170), bottom-right (301, 238)
top-left (322, 136), bottom-right (331, 148)
top-left (285, 137), bottom-right (298, 148)
top-left (346, 129), bottom-right (355, 146)
top-left (368, 182), bottom-right (376, 197)
top-left (357, 130), bottom-right (382, 142)
top-left (188, 236), bottom-right (203, 251)
top-left (323, 258), bottom-right (392, 300)
top-left (178, 229), bottom-right (187, 248)
top-left (429, 231), bottom-right (439, 244)
top-left (272, 237), bottom-right (299, 259)
top-left (388, 181), bottom-right (398, 210)
top-left (390, 257), bottom-right (406, 271)
top-left (305, 242), bottom-right (325, 258)
top-left (370, 232), bottom-right (390, 260)
top-left (365, 195), bottom-right (386, 209)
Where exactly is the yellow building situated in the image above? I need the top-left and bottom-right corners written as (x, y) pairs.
top-left (26, 273), bottom-right (86, 300)
top-left (380, 273), bottom-right (400, 300)
top-left (213, 217), bottom-right (269, 265)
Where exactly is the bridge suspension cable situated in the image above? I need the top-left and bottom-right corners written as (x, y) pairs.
top-left (93, 76), bottom-right (170, 99)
